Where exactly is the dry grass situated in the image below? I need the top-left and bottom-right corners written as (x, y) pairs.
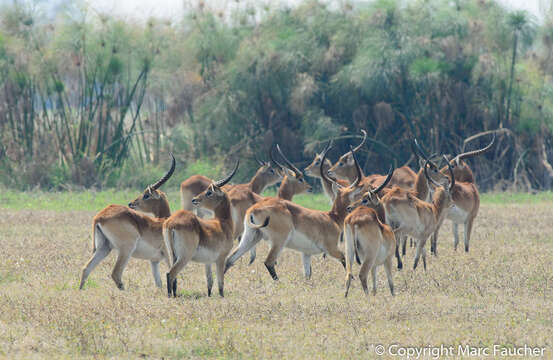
top-left (0, 202), bottom-right (552, 358)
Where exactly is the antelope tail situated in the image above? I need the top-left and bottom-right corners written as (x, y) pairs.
top-left (91, 222), bottom-right (97, 253)
top-left (247, 214), bottom-right (270, 229)
top-left (163, 226), bottom-right (175, 268)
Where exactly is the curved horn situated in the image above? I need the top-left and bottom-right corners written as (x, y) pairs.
top-left (348, 145), bottom-right (362, 188)
top-left (276, 144), bottom-right (302, 176)
top-left (149, 153), bottom-right (176, 190)
top-left (352, 129), bottom-right (367, 153)
top-left (424, 159), bottom-right (442, 188)
top-left (254, 155), bottom-right (265, 167)
top-left (269, 145), bottom-right (285, 171)
top-left (214, 160), bottom-right (240, 188)
top-left (371, 165), bottom-right (394, 194)
top-left (445, 155), bottom-right (455, 191)
top-left (413, 139), bottom-right (438, 168)
top-left (456, 133), bottom-right (495, 161)
top-left (320, 142), bottom-right (344, 189)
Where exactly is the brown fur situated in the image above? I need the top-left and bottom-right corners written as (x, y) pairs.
top-left (179, 164), bottom-right (283, 212)
top-left (304, 154), bottom-right (348, 202)
top-left (381, 177), bottom-right (453, 270)
top-left (344, 207), bottom-right (395, 297)
top-left (328, 152), bottom-right (416, 190)
top-left (225, 184), bottom-right (364, 280)
top-left (164, 183), bottom-right (235, 297)
top-left (80, 189), bottom-right (172, 291)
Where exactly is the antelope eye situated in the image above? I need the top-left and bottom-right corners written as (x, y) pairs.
top-left (339, 162), bottom-right (343, 167)
top-left (362, 198), bottom-right (368, 204)
top-left (206, 190), bottom-right (213, 197)
top-left (299, 178), bottom-right (304, 183)
top-left (143, 194), bottom-right (150, 200)
top-left (269, 169), bottom-right (275, 174)
top-left (315, 161), bottom-right (320, 166)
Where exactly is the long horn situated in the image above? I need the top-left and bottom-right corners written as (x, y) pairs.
top-left (276, 144), bottom-right (302, 176)
top-left (424, 159), bottom-right (442, 188)
top-left (214, 160), bottom-right (239, 188)
top-left (254, 154), bottom-right (265, 167)
top-left (371, 165), bottom-right (394, 194)
top-left (269, 145), bottom-right (285, 171)
top-left (352, 129), bottom-right (367, 153)
top-left (456, 133), bottom-right (495, 161)
top-left (348, 145), bottom-right (362, 188)
top-left (320, 141), bottom-right (344, 189)
top-left (445, 155), bottom-right (455, 191)
top-left (413, 139), bottom-right (438, 168)
top-left (149, 153), bottom-right (176, 190)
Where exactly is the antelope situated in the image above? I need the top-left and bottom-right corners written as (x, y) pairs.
top-left (415, 135), bottom-right (495, 254)
top-left (79, 155), bottom-right (176, 290)
top-left (225, 145), bottom-right (393, 280)
top-left (228, 145), bottom-right (313, 265)
top-left (163, 161), bottom-right (239, 298)
top-left (180, 155), bottom-right (283, 217)
top-left (341, 148), bottom-right (396, 297)
top-left (428, 134), bottom-right (495, 254)
top-left (343, 206), bottom-right (396, 298)
top-left (380, 158), bottom-right (455, 270)
top-left (327, 130), bottom-right (417, 189)
top-left (304, 140), bottom-right (350, 202)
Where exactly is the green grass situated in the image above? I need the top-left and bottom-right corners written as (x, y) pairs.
top-left (0, 187), bottom-right (552, 212)
top-left (480, 191), bottom-right (553, 204)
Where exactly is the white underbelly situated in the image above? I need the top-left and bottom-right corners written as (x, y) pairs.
top-left (132, 239), bottom-right (164, 261)
top-left (447, 205), bottom-right (468, 224)
top-left (285, 230), bottom-right (323, 255)
top-left (192, 245), bottom-right (218, 263)
top-left (375, 243), bottom-right (388, 264)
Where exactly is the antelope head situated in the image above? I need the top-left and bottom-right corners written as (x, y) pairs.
top-left (192, 161), bottom-right (240, 211)
top-left (411, 138), bottom-right (451, 186)
top-left (425, 156), bottom-right (455, 198)
top-left (327, 130), bottom-right (367, 181)
top-left (320, 143), bottom-right (367, 214)
top-left (304, 140), bottom-right (334, 178)
top-left (346, 165), bottom-right (394, 213)
top-left (128, 153), bottom-right (175, 217)
top-left (252, 152), bottom-right (285, 187)
top-left (275, 144), bottom-right (312, 194)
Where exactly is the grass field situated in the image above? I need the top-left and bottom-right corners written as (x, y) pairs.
top-left (0, 189), bottom-right (552, 358)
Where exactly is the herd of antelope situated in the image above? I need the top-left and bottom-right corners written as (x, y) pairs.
top-left (79, 130), bottom-right (495, 298)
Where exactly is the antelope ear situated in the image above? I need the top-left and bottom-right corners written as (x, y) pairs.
top-left (151, 190), bottom-right (160, 199)
top-left (285, 168), bottom-right (295, 178)
top-left (455, 157), bottom-right (461, 167)
top-left (346, 154), bottom-right (355, 165)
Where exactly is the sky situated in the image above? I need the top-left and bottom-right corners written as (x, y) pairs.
top-left (81, 0), bottom-right (546, 22)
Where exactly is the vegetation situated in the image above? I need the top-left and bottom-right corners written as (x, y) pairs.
top-left (1, 188), bottom-right (553, 213)
top-left (1, 0), bottom-right (553, 192)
